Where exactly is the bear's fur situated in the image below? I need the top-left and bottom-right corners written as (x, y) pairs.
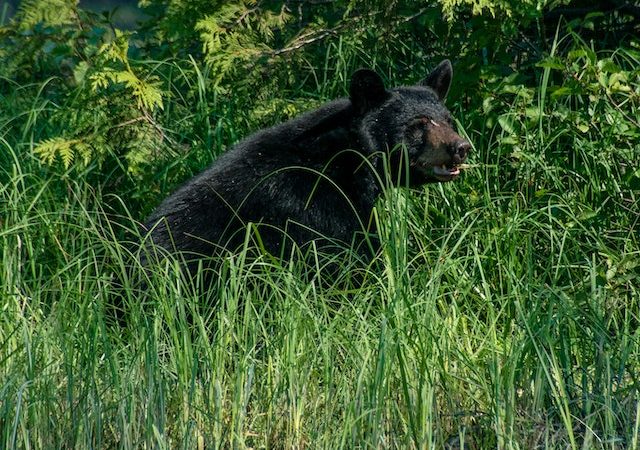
top-left (144, 60), bottom-right (470, 266)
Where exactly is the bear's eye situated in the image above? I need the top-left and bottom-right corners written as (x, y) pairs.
top-left (445, 115), bottom-right (455, 127)
top-left (407, 121), bottom-right (426, 141)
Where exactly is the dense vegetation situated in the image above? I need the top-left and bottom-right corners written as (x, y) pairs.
top-left (1, 0), bottom-right (639, 448)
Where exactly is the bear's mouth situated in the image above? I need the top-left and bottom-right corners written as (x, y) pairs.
top-left (431, 164), bottom-right (460, 181)
top-left (412, 160), bottom-right (462, 182)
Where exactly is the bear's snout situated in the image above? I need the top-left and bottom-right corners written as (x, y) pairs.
top-left (448, 140), bottom-right (471, 164)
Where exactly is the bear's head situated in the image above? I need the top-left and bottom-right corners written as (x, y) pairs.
top-left (350, 60), bottom-right (471, 186)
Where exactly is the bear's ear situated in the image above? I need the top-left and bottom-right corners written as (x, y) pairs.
top-left (350, 69), bottom-right (388, 114)
top-left (421, 59), bottom-right (452, 101)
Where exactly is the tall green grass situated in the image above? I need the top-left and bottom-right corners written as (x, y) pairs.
top-left (2, 45), bottom-right (639, 449)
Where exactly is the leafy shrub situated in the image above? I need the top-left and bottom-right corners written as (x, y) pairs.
top-left (1, 0), bottom-right (638, 217)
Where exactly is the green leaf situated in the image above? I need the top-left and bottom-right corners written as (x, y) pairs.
top-left (73, 61), bottom-right (89, 84)
top-left (597, 58), bottom-right (620, 74)
top-left (33, 137), bottom-right (79, 169)
top-left (536, 57), bottom-right (564, 70)
top-left (550, 86), bottom-right (573, 98)
top-left (498, 113), bottom-right (516, 134)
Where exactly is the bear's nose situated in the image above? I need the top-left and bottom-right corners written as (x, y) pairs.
top-left (449, 140), bottom-right (471, 160)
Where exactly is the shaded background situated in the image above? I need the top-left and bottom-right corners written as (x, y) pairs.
top-left (2, 0), bottom-right (144, 28)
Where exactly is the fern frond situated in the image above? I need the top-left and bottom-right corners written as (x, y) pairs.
top-left (15, 0), bottom-right (78, 28)
top-left (132, 77), bottom-right (165, 111)
top-left (90, 69), bottom-right (164, 111)
top-left (33, 137), bottom-right (82, 169)
top-left (195, 1), bottom-right (291, 84)
top-left (97, 30), bottom-right (131, 64)
top-left (439, 0), bottom-right (540, 19)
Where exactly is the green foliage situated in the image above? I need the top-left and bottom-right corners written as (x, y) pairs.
top-left (90, 66), bottom-right (164, 110)
top-left (0, 10), bottom-right (176, 210)
top-left (478, 35), bottom-right (640, 202)
top-left (195, 1), bottom-right (290, 85)
top-left (90, 31), bottom-right (164, 112)
top-left (1, 0), bottom-right (640, 447)
top-left (3, 0), bottom-right (637, 204)
top-left (440, 0), bottom-right (554, 19)
top-left (33, 136), bottom-right (91, 168)
top-left (14, 0), bottom-right (78, 28)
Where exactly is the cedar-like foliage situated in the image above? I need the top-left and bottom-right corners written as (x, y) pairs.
top-left (13, 0), bottom-right (78, 28)
top-left (1, 0), bottom-right (638, 211)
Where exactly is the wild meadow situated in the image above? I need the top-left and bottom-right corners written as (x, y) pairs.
top-left (1, 1), bottom-right (639, 448)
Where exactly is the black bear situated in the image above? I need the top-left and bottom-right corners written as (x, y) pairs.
top-left (143, 60), bottom-right (470, 268)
